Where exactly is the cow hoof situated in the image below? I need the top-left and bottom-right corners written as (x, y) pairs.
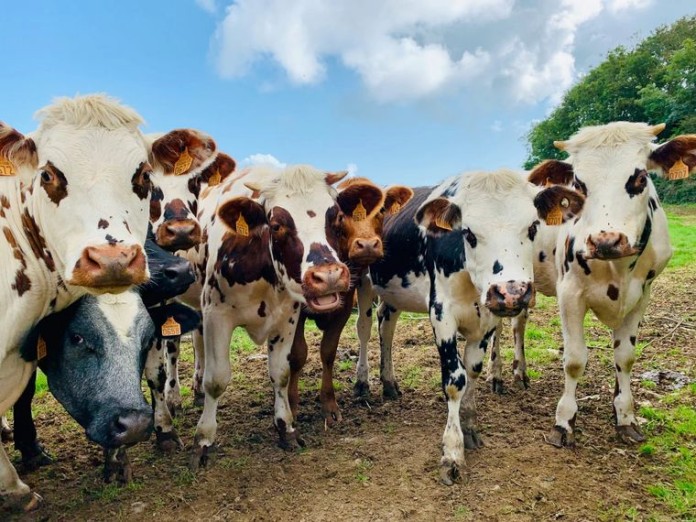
top-left (166, 400), bottom-right (183, 418)
top-left (616, 423), bottom-right (646, 443)
top-left (463, 428), bottom-right (484, 450)
top-left (103, 450), bottom-right (132, 484)
top-left (190, 445), bottom-right (216, 472)
top-left (193, 392), bottom-right (205, 408)
top-left (19, 442), bottom-right (54, 470)
top-left (156, 430), bottom-right (184, 452)
top-left (277, 429), bottom-right (305, 452)
top-left (382, 381), bottom-right (402, 400)
top-left (353, 380), bottom-right (370, 398)
top-left (491, 378), bottom-right (505, 395)
top-left (1, 426), bottom-right (13, 443)
top-left (544, 426), bottom-right (576, 448)
top-left (514, 374), bottom-right (530, 390)
top-left (323, 410), bottom-right (343, 430)
top-left (439, 459), bottom-right (461, 486)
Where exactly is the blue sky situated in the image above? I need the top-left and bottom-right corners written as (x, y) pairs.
top-left (2, 1), bottom-right (694, 186)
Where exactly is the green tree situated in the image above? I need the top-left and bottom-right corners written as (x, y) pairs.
top-left (524, 16), bottom-right (696, 203)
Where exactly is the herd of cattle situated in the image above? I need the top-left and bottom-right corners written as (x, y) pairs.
top-left (0, 94), bottom-right (693, 511)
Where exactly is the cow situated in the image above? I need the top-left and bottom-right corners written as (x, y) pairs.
top-left (527, 122), bottom-right (694, 449)
top-left (181, 162), bottom-right (353, 468)
top-left (287, 178), bottom-right (413, 427)
top-left (0, 94), bottom-right (215, 510)
top-left (354, 169), bottom-right (584, 484)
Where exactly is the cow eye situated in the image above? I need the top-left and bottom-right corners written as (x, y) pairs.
top-left (142, 171), bottom-right (151, 183)
top-left (69, 333), bottom-right (84, 345)
top-left (40, 170), bottom-right (54, 184)
top-left (271, 223), bottom-right (282, 233)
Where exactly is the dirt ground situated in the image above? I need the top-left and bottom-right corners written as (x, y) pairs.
top-left (4, 267), bottom-right (695, 521)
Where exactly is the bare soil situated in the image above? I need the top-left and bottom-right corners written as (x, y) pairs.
top-left (4, 267), bottom-right (695, 521)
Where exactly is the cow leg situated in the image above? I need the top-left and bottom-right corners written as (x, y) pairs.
top-left (163, 338), bottom-right (182, 417)
top-left (288, 314), bottom-right (308, 421)
top-left (145, 340), bottom-right (182, 452)
top-left (487, 322), bottom-right (504, 394)
top-left (547, 291), bottom-right (588, 448)
top-left (268, 313), bottom-right (304, 450)
top-left (512, 309), bottom-right (530, 389)
top-left (0, 416), bottom-right (11, 443)
top-left (319, 297), bottom-right (352, 428)
top-left (354, 274), bottom-right (374, 397)
top-left (13, 371), bottom-right (53, 469)
top-left (192, 326), bottom-right (205, 407)
top-left (192, 308), bottom-right (235, 470)
top-left (461, 327), bottom-right (497, 449)
top-left (612, 293), bottom-right (651, 443)
top-left (103, 447), bottom-right (132, 484)
top-left (378, 301), bottom-right (402, 399)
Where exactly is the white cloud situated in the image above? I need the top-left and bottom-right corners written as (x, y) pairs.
top-left (243, 153), bottom-right (286, 168)
top-left (195, 0), bottom-right (216, 14)
top-left (210, 0), bottom-right (664, 105)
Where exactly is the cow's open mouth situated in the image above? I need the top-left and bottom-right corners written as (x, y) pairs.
top-left (308, 293), bottom-right (340, 312)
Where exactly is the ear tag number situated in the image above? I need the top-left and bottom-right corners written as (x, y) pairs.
top-left (0, 157), bottom-right (16, 176)
top-left (667, 159), bottom-right (689, 180)
top-left (37, 336), bottom-right (47, 360)
top-left (161, 317), bottom-right (182, 337)
top-left (173, 147), bottom-right (194, 176)
top-left (236, 214), bottom-right (249, 236)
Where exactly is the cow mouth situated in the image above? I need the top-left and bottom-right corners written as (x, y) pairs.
top-left (307, 292), bottom-right (341, 312)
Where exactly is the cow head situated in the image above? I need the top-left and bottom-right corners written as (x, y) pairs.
top-left (416, 170), bottom-right (583, 317)
top-left (218, 165), bottom-right (351, 313)
top-left (147, 130), bottom-right (218, 252)
top-left (0, 95), bottom-right (169, 293)
top-left (328, 177), bottom-right (414, 266)
top-left (36, 292), bottom-right (153, 449)
top-left (545, 122), bottom-right (694, 260)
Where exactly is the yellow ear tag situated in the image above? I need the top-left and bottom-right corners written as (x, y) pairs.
top-left (388, 202), bottom-right (401, 215)
top-left (667, 159), bottom-right (689, 180)
top-left (208, 169), bottom-right (222, 186)
top-left (434, 216), bottom-right (452, 231)
top-left (37, 336), bottom-right (47, 360)
top-left (0, 157), bottom-right (16, 176)
top-left (161, 317), bottom-right (182, 337)
top-left (173, 147), bottom-right (194, 176)
top-left (235, 214), bottom-right (249, 236)
top-left (352, 200), bottom-right (367, 221)
top-left (545, 206), bottom-right (563, 226)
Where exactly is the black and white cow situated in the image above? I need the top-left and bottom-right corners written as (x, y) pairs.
top-left (0, 94), bottom-right (215, 509)
top-left (355, 169), bottom-right (584, 484)
top-left (528, 122), bottom-right (694, 448)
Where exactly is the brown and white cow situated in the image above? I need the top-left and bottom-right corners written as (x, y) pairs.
top-left (0, 95), bottom-right (217, 510)
top-left (287, 177), bottom-right (413, 427)
top-left (527, 122), bottom-right (693, 448)
top-left (172, 162), bottom-right (352, 468)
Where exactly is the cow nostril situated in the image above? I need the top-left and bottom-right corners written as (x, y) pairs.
top-left (311, 271), bottom-right (327, 284)
top-left (164, 267), bottom-right (179, 280)
top-left (355, 239), bottom-right (365, 249)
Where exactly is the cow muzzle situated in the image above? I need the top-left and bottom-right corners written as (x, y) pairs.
top-left (107, 408), bottom-right (153, 448)
top-left (585, 232), bottom-right (637, 260)
top-left (485, 281), bottom-right (535, 317)
top-left (303, 263), bottom-right (350, 313)
top-left (70, 244), bottom-right (147, 292)
top-left (349, 237), bottom-right (384, 265)
top-left (156, 219), bottom-right (202, 252)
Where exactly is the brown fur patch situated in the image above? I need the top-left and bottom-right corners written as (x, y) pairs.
top-left (40, 162), bottom-right (69, 205)
top-left (415, 197), bottom-right (461, 235)
top-left (648, 135), bottom-right (696, 173)
top-left (132, 162), bottom-right (153, 201)
top-left (12, 269), bottom-right (31, 296)
top-left (0, 123), bottom-right (38, 169)
top-left (98, 219), bottom-right (109, 229)
top-left (528, 160), bottom-right (575, 187)
top-left (150, 130), bottom-right (216, 176)
top-left (21, 209), bottom-right (55, 271)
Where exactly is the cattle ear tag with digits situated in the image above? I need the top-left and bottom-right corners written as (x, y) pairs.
top-left (0, 156), bottom-right (16, 176)
top-left (388, 202), bottom-right (401, 215)
top-left (667, 159), bottom-right (689, 180)
top-left (434, 216), bottom-right (452, 231)
top-left (545, 197), bottom-right (568, 226)
top-left (236, 214), bottom-right (249, 236)
top-left (37, 336), bottom-right (47, 360)
top-left (173, 147), bottom-right (194, 176)
top-left (208, 169), bottom-right (222, 186)
top-left (352, 200), bottom-right (367, 221)
top-left (161, 317), bottom-right (182, 337)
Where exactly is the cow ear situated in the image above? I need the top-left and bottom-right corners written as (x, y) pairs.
top-left (415, 197), bottom-right (461, 235)
top-left (534, 186), bottom-right (585, 225)
top-left (218, 197), bottom-right (267, 237)
top-left (337, 183), bottom-right (383, 220)
top-left (325, 170), bottom-right (349, 185)
top-left (647, 135), bottom-right (696, 180)
top-left (528, 160), bottom-right (574, 187)
top-left (200, 152), bottom-right (236, 187)
top-left (149, 303), bottom-right (201, 339)
top-left (150, 129), bottom-right (217, 177)
top-left (384, 186), bottom-right (414, 215)
top-left (0, 123), bottom-right (38, 175)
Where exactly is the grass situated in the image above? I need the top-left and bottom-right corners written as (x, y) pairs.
top-left (664, 204), bottom-right (696, 269)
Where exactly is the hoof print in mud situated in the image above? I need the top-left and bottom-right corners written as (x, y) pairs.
top-left (544, 426), bottom-right (576, 448)
top-left (616, 423), bottom-right (646, 443)
top-left (156, 429), bottom-right (184, 452)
